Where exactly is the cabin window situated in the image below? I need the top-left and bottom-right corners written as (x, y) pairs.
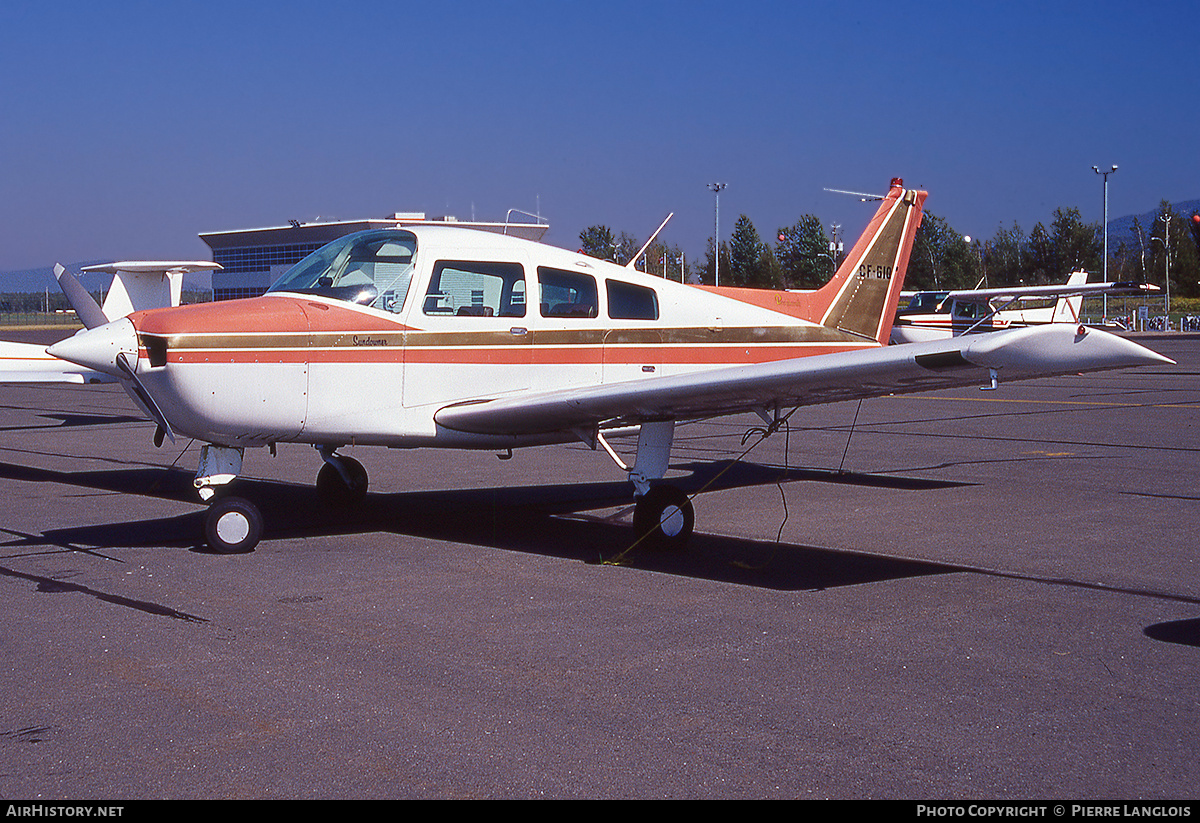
top-left (539, 267), bottom-right (598, 318)
top-left (267, 229), bottom-right (417, 313)
top-left (423, 261), bottom-right (526, 317)
top-left (952, 300), bottom-right (980, 319)
top-left (902, 292), bottom-right (949, 315)
top-left (606, 279), bottom-right (659, 320)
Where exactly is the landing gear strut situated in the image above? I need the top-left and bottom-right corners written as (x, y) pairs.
top-left (592, 420), bottom-right (696, 550)
top-left (194, 443), bottom-right (264, 554)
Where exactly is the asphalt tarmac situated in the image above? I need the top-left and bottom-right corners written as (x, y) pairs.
top-left (0, 330), bottom-right (1197, 799)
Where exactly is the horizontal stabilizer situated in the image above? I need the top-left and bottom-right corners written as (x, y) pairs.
top-left (78, 261), bottom-right (221, 322)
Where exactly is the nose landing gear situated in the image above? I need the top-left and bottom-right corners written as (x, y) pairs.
top-left (194, 443), bottom-right (371, 554)
top-left (195, 443), bottom-right (263, 554)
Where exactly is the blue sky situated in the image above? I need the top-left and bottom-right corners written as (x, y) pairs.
top-left (1, 0), bottom-right (1196, 272)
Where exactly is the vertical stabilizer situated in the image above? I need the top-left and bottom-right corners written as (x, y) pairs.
top-left (813, 179), bottom-right (926, 342)
top-left (1051, 270), bottom-right (1089, 323)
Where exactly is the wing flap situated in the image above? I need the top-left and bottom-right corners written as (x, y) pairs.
top-left (434, 326), bottom-right (1172, 436)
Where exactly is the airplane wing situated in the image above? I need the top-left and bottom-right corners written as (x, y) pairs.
top-left (947, 281), bottom-right (1159, 302)
top-left (434, 324), bottom-right (1172, 436)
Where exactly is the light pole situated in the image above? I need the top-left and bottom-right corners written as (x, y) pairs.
top-left (829, 223), bottom-right (842, 267)
top-left (1093, 164), bottom-right (1117, 318)
top-left (708, 182), bottom-right (726, 286)
top-left (1153, 213), bottom-right (1172, 320)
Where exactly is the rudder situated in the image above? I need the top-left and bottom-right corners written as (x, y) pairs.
top-left (813, 178), bottom-right (926, 343)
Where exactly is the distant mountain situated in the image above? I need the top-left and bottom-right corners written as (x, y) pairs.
top-left (1107, 199), bottom-right (1200, 252)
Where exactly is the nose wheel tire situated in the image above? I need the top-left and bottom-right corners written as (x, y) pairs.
top-left (633, 485), bottom-right (695, 550)
top-left (316, 456), bottom-right (369, 507)
top-left (204, 496), bottom-right (263, 554)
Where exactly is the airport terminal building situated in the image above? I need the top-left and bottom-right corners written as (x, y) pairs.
top-left (199, 212), bottom-right (548, 301)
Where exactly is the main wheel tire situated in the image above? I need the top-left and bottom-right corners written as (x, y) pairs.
top-left (633, 485), bottom-right (695, 550)
top-left (204, 496), bottom-right (263, 554)
top-left (316, 456), bottom-right (369, 507)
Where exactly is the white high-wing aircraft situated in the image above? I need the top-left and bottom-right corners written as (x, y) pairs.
top-left (0, 261), bottom-right (220, 382)
top-left (13, 179), bottom-right (1172, 554)
top-left (891, 270), bottom-right (1160, 344)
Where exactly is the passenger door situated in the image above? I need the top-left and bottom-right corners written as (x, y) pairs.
top-left (403, 258), bottom-right (533, 408)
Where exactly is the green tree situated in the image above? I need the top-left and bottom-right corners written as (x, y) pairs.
top-left (579, 225), bottom-right (616, 260)
top-left (631, 240), bottom-right (687, 280)
top-left (755, 244), bottom-right (785, 290)
top-left (700, 237), bottom-right (730, 286)
top-left (726, 214), bottom-right (764, 287)
top-left (985, 222), bottom-right (1026, 287)
top-left (1148, 201), bottom-right (1200, 300)
top-left (776, 215), bottom-right (832, 289)
top-left (614, 232), bottom-right (641, 267)
top-left (1050, 207), bottom-right (1101, 275)
top-left (1025, 222), bottom-right (1055, 283)
top-left (907, 213), bottom-right (977, 290)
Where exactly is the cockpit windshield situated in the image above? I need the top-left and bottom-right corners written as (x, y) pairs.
top-left (267, 229), bottom-right (418, 313)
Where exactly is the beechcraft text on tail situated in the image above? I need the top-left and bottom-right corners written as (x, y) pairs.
top-left (6, 179), bottom-right (1171, 554)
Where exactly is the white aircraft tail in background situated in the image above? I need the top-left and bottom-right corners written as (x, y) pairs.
top-left (62, 261), bottom-right (221, 328)
top-left (0, 261), bottom-right (219, 383)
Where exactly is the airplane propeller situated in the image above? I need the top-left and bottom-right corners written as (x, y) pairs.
top-left (115, 351), bottom-right (175, 444)
top-left (52, 264), bottom-right (109, 329)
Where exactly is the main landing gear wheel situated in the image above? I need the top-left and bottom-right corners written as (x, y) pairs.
top-left (316, 456), bottom-right (369, 507)
top-left (204, 496), bottom-right (263, 554)
top-left (633, 485), bottom-right (695, 550)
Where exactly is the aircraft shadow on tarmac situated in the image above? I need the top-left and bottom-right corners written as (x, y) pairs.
top-left (0, 457), bottom-right (969, 592)
top-left (1143, 617), bottom-right (1200, 648)
top-left (0, 410), bottom-right (146, 432)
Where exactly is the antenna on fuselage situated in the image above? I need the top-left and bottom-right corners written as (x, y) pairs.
top-left (627, 213), bottom-right (674, 270)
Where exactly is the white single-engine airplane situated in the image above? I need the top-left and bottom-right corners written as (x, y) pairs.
top-left (8, 179), bottom-right (1172, 554)
top-left (891, 270), bottom-right (1160, 344)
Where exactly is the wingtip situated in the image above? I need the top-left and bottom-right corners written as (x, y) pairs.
top-left (964, 324), bottom-right (1174, 376)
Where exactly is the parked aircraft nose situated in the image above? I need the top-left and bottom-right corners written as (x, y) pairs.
top-left (47, 317), bottom-right (139, 379)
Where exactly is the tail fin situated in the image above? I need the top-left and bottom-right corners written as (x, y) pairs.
top-left (698, 179), bottom-right (926, 344)
top-left (810, 178), bottom-right (926, 342)
top-left (1051, 269), bottom-right (1088, 323)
